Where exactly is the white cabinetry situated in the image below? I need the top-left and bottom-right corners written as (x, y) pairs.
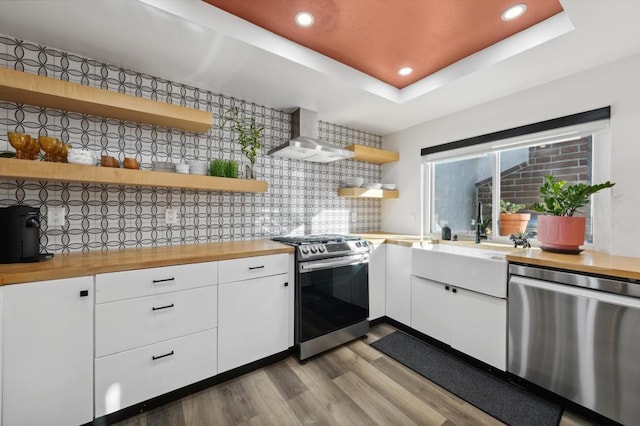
top-left (368, 243), bottom-right (386, 320)
top-left (218, 254), bottom-right (290, 373)
top-left (94, 262), bottom-right (218, 417)
top-left (411, 276), bottom-right (507, 370)
top-left (385, 244), bottom-right (412, 325)
top-left (2, 277), bottom-right (94, 426)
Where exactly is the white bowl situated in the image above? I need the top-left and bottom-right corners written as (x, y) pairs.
top-left (345, 177), bottom-right (364, 188)
top-left (67, 156), bottom-right (95, 165)
top-left (363, 182), bottom-right (382, 189)
top-left (381, 183), bottom-right (397, 190)
top-left (175, 163), bottom-right (190, 174)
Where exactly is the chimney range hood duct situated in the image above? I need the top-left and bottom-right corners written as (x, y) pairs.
top-left (267, 108), bottom-right (355, 163)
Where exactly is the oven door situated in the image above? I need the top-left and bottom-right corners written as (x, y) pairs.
top-left (297, 254), bottom-right (369, 343)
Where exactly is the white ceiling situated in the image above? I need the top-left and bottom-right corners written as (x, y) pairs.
top-left (1, 0), bottom-right (640, 135)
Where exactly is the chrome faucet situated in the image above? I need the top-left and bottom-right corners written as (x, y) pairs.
top-left (475, 202), bottom-right (487, 244)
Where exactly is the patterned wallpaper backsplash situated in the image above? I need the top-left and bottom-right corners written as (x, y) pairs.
top-left (0, 34), bottom-right (382, 253)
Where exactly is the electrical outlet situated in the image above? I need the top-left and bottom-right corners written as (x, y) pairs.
top-left (351, 211), bottom-right (358, 223)
top-left (410, 212), bottom-right (416, 224)
top-left (48, 206), bottom-right (66, 227)
top-left (165, 208), bottom-right (178, 225)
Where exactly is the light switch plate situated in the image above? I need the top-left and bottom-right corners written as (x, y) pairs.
top-left (48, 206), bottom-right (66, 227)
top-left (165, 208), bottom-right (178, 225)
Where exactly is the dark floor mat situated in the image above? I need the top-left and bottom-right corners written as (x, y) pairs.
top-left (371, 331), bottom-right (563, 426)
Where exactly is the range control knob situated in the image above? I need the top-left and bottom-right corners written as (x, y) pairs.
top-left (301, 247), bottom-right (309, 255)
top-left (310, 245), bottom-right (318, 254)
top-left (318, 245), bottom-right (325, 253)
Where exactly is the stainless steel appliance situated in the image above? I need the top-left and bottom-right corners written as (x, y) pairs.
top-left (508, 264), bottom-right (640, 425)
top-left (0, 205), bottom-right (53, 263)
top-left (272, 234), bottom-right (370, 360)
top-left (267, 108), bottom-right (355, 163)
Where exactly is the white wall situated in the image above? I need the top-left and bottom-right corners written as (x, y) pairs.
top-left (382, 52), bottom-right (640, 257)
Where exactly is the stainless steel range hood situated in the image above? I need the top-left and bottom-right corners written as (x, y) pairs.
top-left (267, 108), bottom-right (355, 163)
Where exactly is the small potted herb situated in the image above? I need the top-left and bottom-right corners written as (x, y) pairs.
top-left (532, 175), bottom-right (614, 252)
top-left (498, 199), bottom-right (530, 237)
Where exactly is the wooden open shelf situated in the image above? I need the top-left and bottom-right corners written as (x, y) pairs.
top-left (0, 158), bottom-right (268, 193)
top-left (345, 144), bottom-right (399, 164)
top-left (338, 188), bottom-right (399, 199)
top-left (0, 68), bottom-right (212, 133)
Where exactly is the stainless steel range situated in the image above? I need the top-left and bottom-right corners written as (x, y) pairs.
top-left (272, 234), bottom-right (370, 361)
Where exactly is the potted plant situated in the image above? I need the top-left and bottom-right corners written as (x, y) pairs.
top-left (532, 175), bottom-right (615, 252)
top-left (222, 107), bottom-right (263, 179)
top-left (498, 199), bottom-right (530, 236)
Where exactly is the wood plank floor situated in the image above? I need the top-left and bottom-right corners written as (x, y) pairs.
top-left (114, 324), bottom-right (595, 426)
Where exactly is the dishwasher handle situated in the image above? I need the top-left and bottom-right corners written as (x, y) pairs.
top-left (509, 274), bottom-right (640, 310)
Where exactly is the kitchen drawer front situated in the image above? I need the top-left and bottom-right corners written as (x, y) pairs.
top-left (95, 285), bottom-right (217, 357)
top-left (96, 261), bottom-right (218, 303)
top-left (218, 253), bottom-right (288, 284)
top-left (95, 328), bottom-right (217, 417)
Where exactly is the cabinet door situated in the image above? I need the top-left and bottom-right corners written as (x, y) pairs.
top-left (368, 244), bottom-right (386, 320)
top-left (411, 276), bottom-right (452, 343)
top-left (385, 244), bottom-right (412, 325)
top-left (218, 274), bottom-right (289, 373)
top-left (451, 287), bottom-right (506, 370)
top-left (3, 277), bottom-right (94, 426)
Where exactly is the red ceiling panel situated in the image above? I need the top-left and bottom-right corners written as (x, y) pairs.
top-left (203, 0), bottom-right (563, 88)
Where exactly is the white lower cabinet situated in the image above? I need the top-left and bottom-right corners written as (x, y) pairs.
top-left (95, 328), bottom-right (217, 417)
top-left (385, 244), bottom-right (412, 325)
top-left (94, 262), bottom-right (218, 417)
top-left (218, 271), bottom-right (290, 373)
top-left (411, 275), bottom-right (506, 369)
top-left (2, 277), bottom-right (94, 426)
top-left (368, 243), bottom-right (386, 320)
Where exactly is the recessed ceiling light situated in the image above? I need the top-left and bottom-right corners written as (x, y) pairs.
top-left (398, 67), bottom-right (413, 76)
top-left (295, 11), bottom-right (314, 27)
top-left (501, 3), bottom-right (527, 21)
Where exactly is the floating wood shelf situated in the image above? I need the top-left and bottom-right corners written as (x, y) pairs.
top-left (0, 158), bottom-right (267, 193)
top-left (345, 144), bottom-right (399, 164)
top-left (338, 188), bottom-right (399, 199)
top-left (0, 68), bottom-right (212, 133)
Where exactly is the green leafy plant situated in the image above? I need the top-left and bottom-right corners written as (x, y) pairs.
top-left (222, 107), bottom-right (263, 178)
top-left (224, 160), bottom-right (238, 178)
top-left (500, 199), bottom-right (526, 214)
top-left (532, 175), bottom-right (615, 216)
top-left (210, 159), bottom-right (226, 177)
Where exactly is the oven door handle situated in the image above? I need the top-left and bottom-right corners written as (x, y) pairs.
top-left (299, 254), bottom-right (369, 273)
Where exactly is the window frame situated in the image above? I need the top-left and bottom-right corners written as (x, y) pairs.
top-left (420, 109), bottom-right (611, 251)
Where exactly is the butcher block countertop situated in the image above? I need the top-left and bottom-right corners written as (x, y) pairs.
top-left (0, 240), bottom-right (294, 286)
top-left (356, 231), bottom-right (640, 280)
top-left (506, 249), bottom-right (640, 281)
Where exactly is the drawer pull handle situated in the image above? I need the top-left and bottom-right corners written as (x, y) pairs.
top-left (452, 288), bottom-right (458, 294)
top-left (152, 303), bottom-right (175, 311)
top-left (445, 286), bottom-right (450, 291)
top-left (152, 350), bottom-right (174, 361)
top-left (248, 266), bottom-right (265, 270)
top-left (152, 277), bottom-right (175, 284)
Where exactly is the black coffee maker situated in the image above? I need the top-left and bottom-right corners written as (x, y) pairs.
top-left (0, 205), bottom-right (54, 263)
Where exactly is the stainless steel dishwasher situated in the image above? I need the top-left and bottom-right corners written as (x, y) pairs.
top-left (508, 264), bottom-right (640, 425)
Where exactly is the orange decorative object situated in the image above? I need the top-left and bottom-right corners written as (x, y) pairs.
top-left (8, 132), bottom-right (40, 160)
top-left (537, 215), bottom-right (586, 252)
top-left (38, 136), bottom-right (70, 162)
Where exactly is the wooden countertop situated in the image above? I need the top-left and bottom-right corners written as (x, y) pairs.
top-left (0, 240), bottom-right (294, 286)
top-left (351, 232), bottom-right (426, 246)
top-left (358, 231), bottom-right (640, 280)
top-left (506, 249), bottom-right (640, 281)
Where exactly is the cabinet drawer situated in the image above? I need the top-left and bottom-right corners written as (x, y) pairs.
top-left (96, 285), bottom-right (217, 357)
top-left (96, 261), bottom-right (217, 303)
top-left (218, 254), bottom-right (288, 284)
top-left (95, 328), bottom-right (217, 417)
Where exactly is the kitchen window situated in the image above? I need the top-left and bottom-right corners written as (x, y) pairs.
top-left (421, 107), bottom-right (611, 248)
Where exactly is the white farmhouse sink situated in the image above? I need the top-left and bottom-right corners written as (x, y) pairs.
top-left (412, 243), bottom-right (508, 297)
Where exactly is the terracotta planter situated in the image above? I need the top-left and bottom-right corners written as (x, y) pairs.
top-left (498, 213), bottom-right (530, 236)
top-left (537, 215), bottom-right (586, 251)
